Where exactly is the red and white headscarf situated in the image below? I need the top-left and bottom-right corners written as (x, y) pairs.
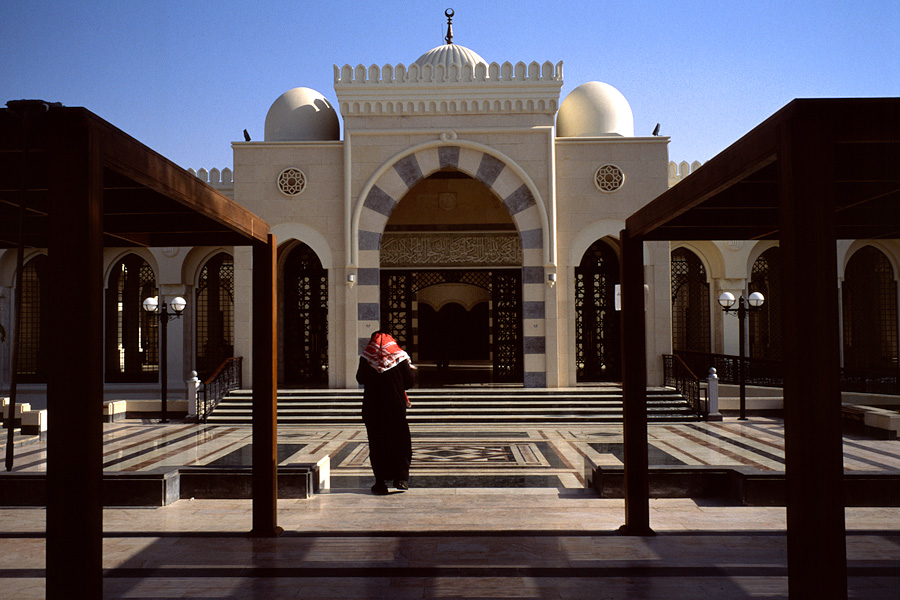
top-left (362, 332), bottom-right (411, 373)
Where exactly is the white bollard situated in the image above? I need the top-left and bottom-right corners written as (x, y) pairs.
top-left (186, 371), bottom-right (201, 418)
top-left (707, 367), bottom-right (723, 421)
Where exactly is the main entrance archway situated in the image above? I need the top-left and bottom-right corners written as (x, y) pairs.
top-left (354, 142), bottom-right (550, 387)
top-left (376, 166), bottom-right (525, 385)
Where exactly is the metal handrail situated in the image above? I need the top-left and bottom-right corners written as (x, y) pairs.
top-left (200, 357), bottom-right (242, 423)
top-left (674, 350), bottom-right (900, 396)
top-left (663, 354), bottom-right (703, 417)
top-left (675, 350), bottom-right (783, 388)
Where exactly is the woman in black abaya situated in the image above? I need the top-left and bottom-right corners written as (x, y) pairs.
top-left (356, 331), bottom-right (415, 495)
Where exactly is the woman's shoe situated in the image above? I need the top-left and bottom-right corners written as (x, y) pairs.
top-left (371, 482), bottom-right (389, 495)
top-left (394, 480), bottom-right (409, 490)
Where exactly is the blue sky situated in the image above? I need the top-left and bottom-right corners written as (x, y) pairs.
top-left (2, 1), bottom-right (897, 171)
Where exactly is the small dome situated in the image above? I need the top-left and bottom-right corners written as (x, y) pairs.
top-left (414, 44), bottom-right (488, 70)
top-left (264, 87), bottom-right (340, 142)
top-left (557, 81), bottom-right (634, 138)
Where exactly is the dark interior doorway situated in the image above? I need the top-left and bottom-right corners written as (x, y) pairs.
top-left (381, 269), bottom-right (522, 386)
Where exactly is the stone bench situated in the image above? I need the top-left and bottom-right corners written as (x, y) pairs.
top-left (842, 404), bottom-right (900, 439)
top-left (2, 401), bottom-right (31, 427)
top-left (21, 409), bottom-right (47, 436)
top-left (103, 400), bottom-right (128, 422)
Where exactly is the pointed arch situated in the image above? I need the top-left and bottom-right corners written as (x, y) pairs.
top-left (671, 247), bottom-right (710, 354)
top-left (16, 254), bottom-right (50, 382)
top-left (749, 246), bottom-right (783, 360)
top-left (352, 138), bottom-right (550, 387)
top-left (281, 241), bottom-right (329, 387)
top-left (195, 252), bottom-right (235, 380)
top-left (842, 245), bottom-right (898, 370)
top-left (575, 238), bottom-right (621, 382)
top-left (105, 253), bottom-right (158, 382)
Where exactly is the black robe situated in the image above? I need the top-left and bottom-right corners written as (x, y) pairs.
top-left (356, 357), bottom-right (415, 482)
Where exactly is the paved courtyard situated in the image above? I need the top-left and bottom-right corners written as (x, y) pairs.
top-left (2, 416), bottom-right (899, 598)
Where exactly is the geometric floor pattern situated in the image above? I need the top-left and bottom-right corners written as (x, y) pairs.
top-left (5, 416), bottom-right (900, 489)
top-left (3, 417), bottom-right (900, 599)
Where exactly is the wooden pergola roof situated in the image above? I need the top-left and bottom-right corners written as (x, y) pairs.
top-left (619, 97), bottom-right (899, 599)
top-left (0, 101), bottom-right (268, 249)
top-left (629, 98), bottom-right (900, 241)
top-left (1, 101), bottom-right (279, 599)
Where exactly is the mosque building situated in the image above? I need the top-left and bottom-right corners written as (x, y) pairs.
top-left (2, 13), bottom-right (897, 409)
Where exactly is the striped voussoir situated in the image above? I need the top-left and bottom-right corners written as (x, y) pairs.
top-left (356, 145), bottom-right (548, 386)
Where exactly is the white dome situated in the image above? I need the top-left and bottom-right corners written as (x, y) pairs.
top-left (414, 44), bottom-right (488, 70)
top-left (556, 81), bottom-right (634, 137)
top-left (264, 87), bottom-right (340, 142)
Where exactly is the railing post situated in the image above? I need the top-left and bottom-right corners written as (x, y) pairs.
top-left (707, 367), bottom-right (722, 422)
top-left (185, 371), bottom-right (201, 419)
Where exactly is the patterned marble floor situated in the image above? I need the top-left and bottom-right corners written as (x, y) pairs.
top-left (2, 493), bottom-right (899, 599)
top-left (5, 417), bottom-right (900, 489)
top-left (3, 418), bottom-right (899, 598)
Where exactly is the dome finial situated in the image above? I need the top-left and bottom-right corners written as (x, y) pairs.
top-left (444, 8), bottom-right (454, 45)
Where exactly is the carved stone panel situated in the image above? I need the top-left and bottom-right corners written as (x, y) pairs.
top-left (381, 233), bottom-right (522, 267)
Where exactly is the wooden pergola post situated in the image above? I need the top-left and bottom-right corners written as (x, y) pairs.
top-left (778, 110), bottom-right (847, 598)
top-left (45, 111), bottom-right (105, 599)
top-left (618, 228), bottom-right (653, 535)
top-left (252, 233), bottom-right (280, 537)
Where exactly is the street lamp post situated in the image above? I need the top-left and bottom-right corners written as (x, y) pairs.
top-left (142, 295), bottom-right (186, 423)
top-left (718, 291), bottom-right (765, 420)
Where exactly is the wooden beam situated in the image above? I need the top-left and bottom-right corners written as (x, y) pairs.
top-left (93, 111), bottom-right (269, 245)
top-left (618, 228), bottom-right (653, 536)
top-left (252, 233), bottom-right (281, 537)
top-left (45, 109), bottom-right (104, 600)
top-left (778, 105), bottom-right (848, 599)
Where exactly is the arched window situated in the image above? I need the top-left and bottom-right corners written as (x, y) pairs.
top-left (842, 246), bottom-right (898, 370)
top-left (749, 247), bottom-right (783, 360)
top-left (575, 239), bottom-right (621, 382)
top-left (670, 248), bottom-right (710, 353)
top-left (196, 253), bottom-right (234, 380)
top-left (16, 255), bottom-right (50, 383)
top-left (105, 255), bottom-right (157, 382)
top-left (282, 242), bottom-right (328, 387)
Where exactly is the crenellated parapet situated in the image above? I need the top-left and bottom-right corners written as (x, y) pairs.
top-left (333, 60), bottom-right (564, 117)
top-left (334, 60), bottom-right (563, 85)
top-left (189, 167), bottom-right (234, 191)
top-left (668, 160), bottom-right (703, 188)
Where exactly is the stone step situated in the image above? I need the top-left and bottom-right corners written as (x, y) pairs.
top-left (205, 387), bottom-right (700, 425)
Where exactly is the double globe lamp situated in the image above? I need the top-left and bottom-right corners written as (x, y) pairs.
top-left (142, 296), bottom-right (187, 422)
top-left (717, 291), bottom-right (765, 421)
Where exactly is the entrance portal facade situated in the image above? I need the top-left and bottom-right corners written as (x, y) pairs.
top-left (381, 269), bottom-right (523, 385)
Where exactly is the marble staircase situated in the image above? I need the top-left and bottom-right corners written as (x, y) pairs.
top-left (205, 387), bottom-right (701, 425)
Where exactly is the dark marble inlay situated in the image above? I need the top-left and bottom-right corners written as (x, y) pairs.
top-left (358, 230), bottom-right (382, 251)
top-left (589, 443), bottom-right (687, 466)
top-left (357, 267), bottom-right (380, 286)
top-left (684, 424), bottom-right (785, 465)
top-left (358, 302), bottom-right (380, 321)
top-left (363, 185), bottom-right (396, 217)
top-left (394, 154), bottom-right (424, 187)
top-left (476, 153), bottom-right (505, 187)
top-left (524, 372), bottom-right (547, 388)
top-left (504, 183), bottom-right (536, 215)
top-left (520, 228), bottom-right (543, 249)
top-left (522, 266), bottom-right (544, 284)
top-left (413, 432), bottom-right (530, 438)
top-left (438, 146), bottom-right (460, 168)
top-left (331, 474), bottom-right (566, 489)
top-left (206, 444), bottom-right (308, 467)
top-left (523, 301), bottom-right (545, 319)
top-left (102, 428), bottom-right (217, 469)
top-left (523, 336), bottom-right (546, 354)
